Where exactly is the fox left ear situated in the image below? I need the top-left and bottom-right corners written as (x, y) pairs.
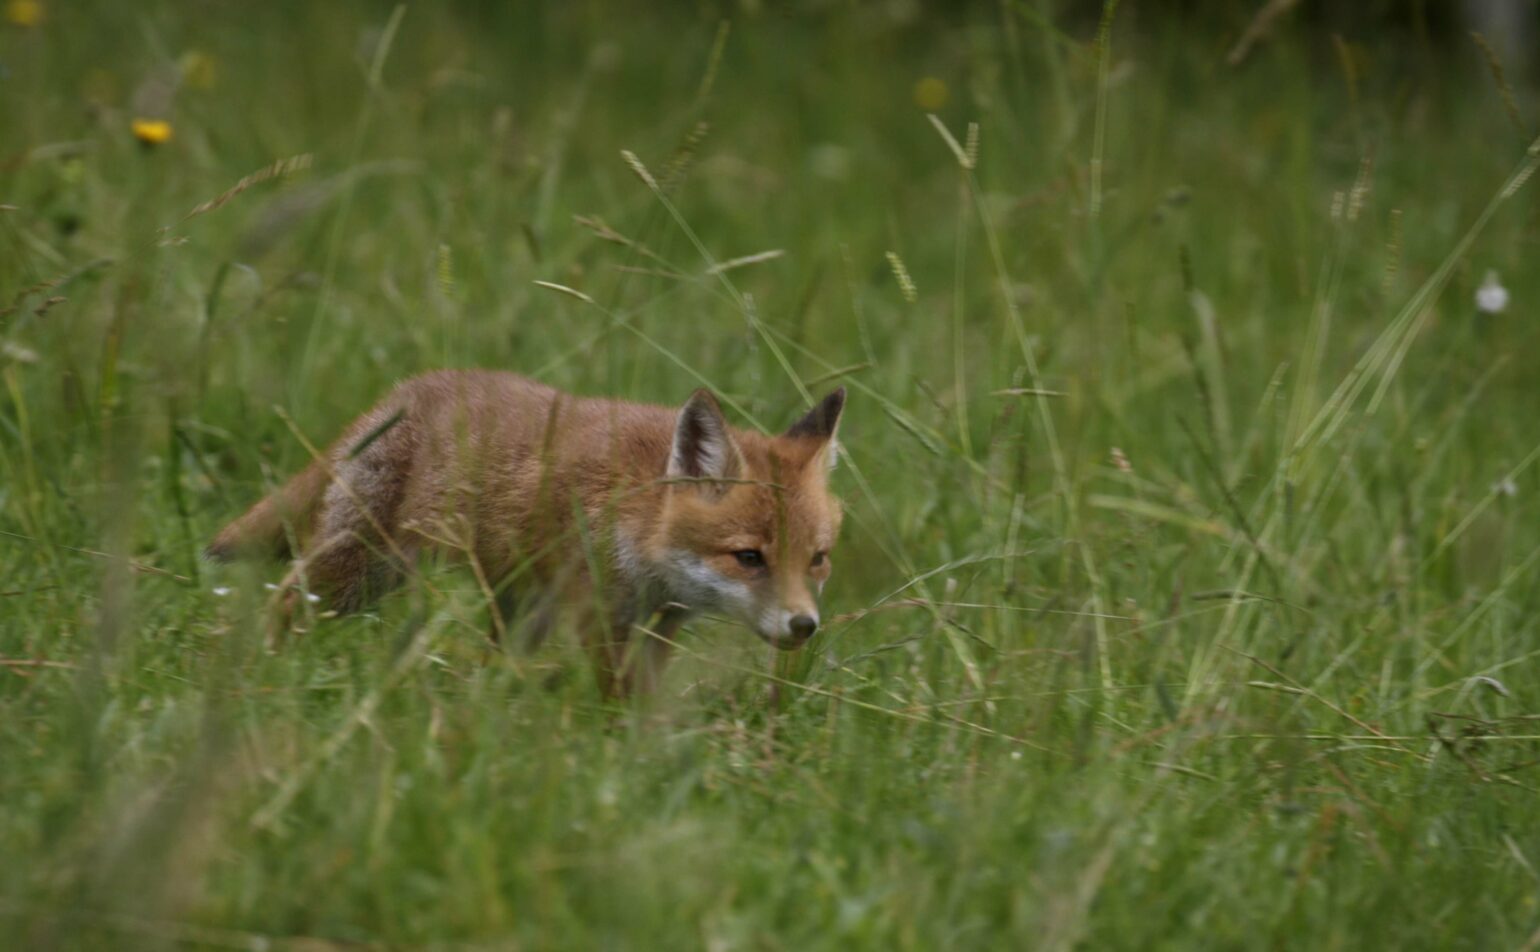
top-left (784, 387), bottom-right (845, 468)
top-left (668, 388), bottom-right (744, 491)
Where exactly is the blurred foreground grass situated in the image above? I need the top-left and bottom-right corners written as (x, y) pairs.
top-left (3, 2), bottom-right (1540, 947)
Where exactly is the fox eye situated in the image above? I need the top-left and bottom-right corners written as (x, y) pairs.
top-left (733, 549), bottom-right (766, 569)
top-left (810, 551), bottom-right (827, 568)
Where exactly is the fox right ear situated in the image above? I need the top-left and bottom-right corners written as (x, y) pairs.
top-left (784, 387), bottom-right (845, 468)
top-left (668, 389), bottom-right (743, 490)
top-left (784, 387), bottom-right (845, 441)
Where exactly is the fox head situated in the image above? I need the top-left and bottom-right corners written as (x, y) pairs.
top-left (652, 387), bottom-right (846, 649)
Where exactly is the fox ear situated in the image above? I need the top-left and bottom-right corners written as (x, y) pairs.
top-left (784, 387), bottom-right (845, 468)
top-left (668, 389), bottom-right (743, 489)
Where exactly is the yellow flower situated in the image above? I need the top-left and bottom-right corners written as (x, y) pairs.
top-left (5, 0), bottom-right (43, 26)
top-left (913, 76), bottom-right (949, 111)
top-left (131, 118), bottom-right (174, 146)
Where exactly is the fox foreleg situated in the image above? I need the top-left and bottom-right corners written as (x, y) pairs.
top-left (601, 603), bottom-right (691, 699)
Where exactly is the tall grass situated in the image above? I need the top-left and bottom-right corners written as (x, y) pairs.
top-left (3, 2), bottom-right (1539, 948)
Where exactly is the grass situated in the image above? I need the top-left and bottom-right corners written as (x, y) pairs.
top-left (4, 1), bottom-right (1540, 948)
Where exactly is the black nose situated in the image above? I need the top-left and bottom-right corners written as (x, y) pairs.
top-left (789, 614), bottom-right (818, 640)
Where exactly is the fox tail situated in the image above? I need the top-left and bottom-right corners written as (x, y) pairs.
top-left (205, 459), bottom-right (330, 562)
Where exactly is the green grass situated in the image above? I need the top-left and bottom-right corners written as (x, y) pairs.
top-left (5, 2), bottom-right (1540, 948)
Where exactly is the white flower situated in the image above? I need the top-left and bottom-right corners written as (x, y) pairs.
top-left (211, 586), bottom-right (233, 597)
top-left (1476, 270), bottom-right (1509, 314)
top-left (1493, 477), bottom-right (1518, 497)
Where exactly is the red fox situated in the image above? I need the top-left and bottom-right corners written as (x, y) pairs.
top-left (207, 371), bottom-right (846, 696)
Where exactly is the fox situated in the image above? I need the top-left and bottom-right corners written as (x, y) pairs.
top-left (206, 370), bottom-right (846, 697)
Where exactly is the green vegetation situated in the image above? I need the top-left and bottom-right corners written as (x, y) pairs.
top-left (3, 2), bottom-right (1539, 947)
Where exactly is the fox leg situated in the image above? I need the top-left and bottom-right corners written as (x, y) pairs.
top-left (303, 531), bottom-right (404, 612)
top-left (264, 531), bottom-right (404, 644)
top-left (599, 605), bottom-right (690, 699)
top-left (264, 578), bottom-right (302, 650)
top-left (482, 569), bottom-right (558, 651)
top-left (266, 454), bottom-right (410, 639)
top-left (486, 584), bottom-right (517, 646)
top-left (580, 608), bottom-right (630, 699)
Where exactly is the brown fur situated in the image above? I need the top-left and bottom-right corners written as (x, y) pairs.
top-left (208, 370), bottom-right (845, 696)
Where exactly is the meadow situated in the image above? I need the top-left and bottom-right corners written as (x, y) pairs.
top-left (3, 2), bottom-right (1540, 947)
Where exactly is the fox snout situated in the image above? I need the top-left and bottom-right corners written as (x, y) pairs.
top-left (760, 610), bottom-right (819, 650)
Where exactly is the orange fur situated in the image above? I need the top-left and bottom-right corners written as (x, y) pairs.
top-left (208, 370), bottom-right (846, 696)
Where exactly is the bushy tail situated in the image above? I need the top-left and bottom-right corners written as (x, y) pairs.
top-left (206, 459), bottom-right (330, 562)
